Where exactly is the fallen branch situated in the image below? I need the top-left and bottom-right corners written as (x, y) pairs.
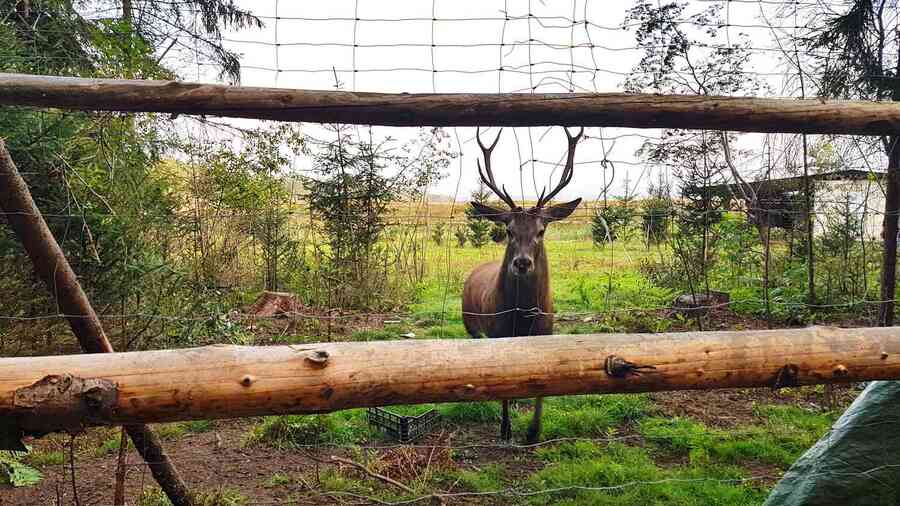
top-left (330, 456), bottom-right (415, 495)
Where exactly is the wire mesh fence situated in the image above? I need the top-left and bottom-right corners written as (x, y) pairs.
top-left (4, 0), bottom-right (900, 504)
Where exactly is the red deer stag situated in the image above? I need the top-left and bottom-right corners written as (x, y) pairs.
top-left (462, 126), bottom-right (583, 443)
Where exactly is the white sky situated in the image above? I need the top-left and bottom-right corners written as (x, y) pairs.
top-left (170, 0), bottom-right (816, 202)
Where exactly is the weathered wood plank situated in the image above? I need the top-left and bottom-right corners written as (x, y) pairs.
top-left (2, 326), bottom-right (898, 435)
top-left (3, 73), bottom-right (900, 134)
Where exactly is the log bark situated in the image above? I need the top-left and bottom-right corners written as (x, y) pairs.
top-left (4, 73), bottom-right (900, 134)
top-left (1, 326), bottom-right (899, 432)
top-left (0, 140), bottom-right (193, 506)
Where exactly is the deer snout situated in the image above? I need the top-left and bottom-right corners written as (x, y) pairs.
top-left (512, 256), bottom-right (533, 275)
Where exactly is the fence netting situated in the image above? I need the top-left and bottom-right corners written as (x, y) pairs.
top-left (3, 0), bottom-right (900, 504)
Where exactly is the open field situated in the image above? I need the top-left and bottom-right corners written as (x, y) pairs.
top-left (2, 204), bottom-right (879, 505)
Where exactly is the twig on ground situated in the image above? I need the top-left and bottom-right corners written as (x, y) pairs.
top-left (68, 435), bottom-right (81, 506)
top-left (330, 455), bottom-right (415, 494)
top-left (114, 426), bottom-right (129, 506)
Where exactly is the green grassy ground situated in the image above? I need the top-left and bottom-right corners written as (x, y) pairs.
top-left (235, 392), bottom-right (838, 505)
top-left (8, 388), bottom-right (843, 504)
top-left (213, 217), bottom-right (848, 504)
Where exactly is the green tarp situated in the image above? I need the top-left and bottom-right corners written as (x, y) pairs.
top-left (764, 381), bottom-right (900, 506)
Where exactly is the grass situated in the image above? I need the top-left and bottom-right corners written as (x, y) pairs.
top-left (154, 422), bottom-right (189, 440)
top-left (515, 394), bottom-right (653, 440)
top-left (438, 401), bottom-right (501, 423)
top-left (638, 405), bottom-right (836, 469)
top-left (91, 421), bottom-right (209, 458)
top-left (245, 410), bottom-right (373, 448)
top-left (234, 397), bottom-right (832, 503)
top-left (263, 472), bottom-right (293, 488)
top-left (528, 442), bottom-right (768, 505)
top-left (94, 435), bottom-right (122, 457)
top-left (444, 463), bottom-right (507, 492)
top-left (22, 450), bottom-right (65, 467)
top-left (139, 487), bottom-right (249, 506)
top-left (639, 417), bottom-right (718, 455)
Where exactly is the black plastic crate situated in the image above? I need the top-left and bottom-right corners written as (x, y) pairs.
top-left (366, 407), bottom-right (440, 442)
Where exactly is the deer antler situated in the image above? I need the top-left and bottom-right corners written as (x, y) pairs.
top-left (476, 127), bottom-right (518, 209)
top-left (536, 127), bottom-right (584, 208)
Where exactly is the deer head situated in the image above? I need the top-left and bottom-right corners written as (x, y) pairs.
top-left (469, 127), bottom-right (583, 277)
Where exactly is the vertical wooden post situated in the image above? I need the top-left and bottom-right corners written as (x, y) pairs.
top-left (880, 138), bottom-right (900, 326)
top-left (801, 133), bottom-right (815, 306)
top-left (796, 53), bottom-right (816, 308)
top-left (0, 139), bottom-right (193, 506)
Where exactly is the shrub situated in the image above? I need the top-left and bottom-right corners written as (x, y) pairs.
top-left (431, 222), bottom-right (446, 245)
top-left (591, 204), bottom-right (633, 246)
top-left (467, 218), bottom-right (491, 248)
top-left (641, 197), bottom-right (671, 245)
top-left (454, 227), bottom-right (467, 247)
top-left (246, 411), bottom-right (371, 448)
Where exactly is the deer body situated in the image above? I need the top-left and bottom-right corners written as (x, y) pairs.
top-left (462, 258), bottom-right (553, 339)
top-left (461, 127), bottom-right (583, 443)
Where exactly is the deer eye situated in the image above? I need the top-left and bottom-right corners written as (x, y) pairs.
top-left (537, 229), bottom-right (545, 239)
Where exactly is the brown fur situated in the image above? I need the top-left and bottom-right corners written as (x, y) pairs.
top-left (462, 254), bottom-right (554, 339)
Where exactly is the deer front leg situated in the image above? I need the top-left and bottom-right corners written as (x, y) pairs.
top-left (500, 400), bottom-right (512, 441)
top-left (525, 397), bottom-right (543, 444)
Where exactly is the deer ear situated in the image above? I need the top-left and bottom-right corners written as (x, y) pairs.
top-left (470, 201), bottom-right (509, 223)
top-left (542, 198), bottom-right (581, 222)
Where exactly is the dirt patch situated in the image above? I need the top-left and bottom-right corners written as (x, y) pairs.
top-left (650, 385), bottom-right (859, 428)
top-left (3, 420), bottom-right (325, 505)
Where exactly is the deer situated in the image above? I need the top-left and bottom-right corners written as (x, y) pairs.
top-left (462, 126), bottom-right (583, 443)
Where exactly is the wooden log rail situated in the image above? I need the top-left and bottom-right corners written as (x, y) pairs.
top-left (4, 73), bottom-right (900, 134)
top-left (2, 326), bottom-right (899, 437)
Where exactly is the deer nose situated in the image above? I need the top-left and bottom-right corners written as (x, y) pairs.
top-left (513, 257), bottom-right (533, 273)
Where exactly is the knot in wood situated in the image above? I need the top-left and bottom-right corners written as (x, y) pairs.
top-left (833, 364), bottom-right (849, 377)
top-left (305, 350), bottom-right (330, 366)
top-left (604, 355), bottom-right (656, 378)
top-left (240, 375), bottom-right (256, 387)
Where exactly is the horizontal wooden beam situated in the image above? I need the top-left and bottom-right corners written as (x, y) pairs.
top-left (2, 73), bottom-right (900, 134)
top-left (1, 326), bottom-right (899, 437)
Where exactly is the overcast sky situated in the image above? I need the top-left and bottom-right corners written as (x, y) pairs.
top-left (174, 0), bottom-right (808, 202)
